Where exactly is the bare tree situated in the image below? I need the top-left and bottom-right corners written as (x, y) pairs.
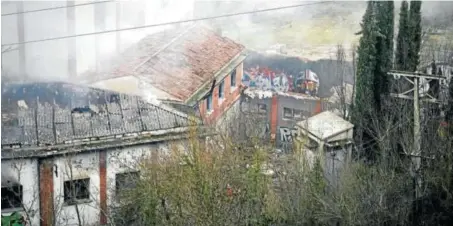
top-left (330, 44), bottom-right (352, 119)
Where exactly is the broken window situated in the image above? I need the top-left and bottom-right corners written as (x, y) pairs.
top-left (116, 171), bottom-right (140, 200)
top-left (64, 178), bottom-right (90, 205)
top-left (293, 109), bottom-right (302, 119)
top-left (1, 184), bottom-right (23, 210)
top-left (283, 107), bottom-right (293, 119)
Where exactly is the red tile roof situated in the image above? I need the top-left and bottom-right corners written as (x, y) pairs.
top-left (81, 24), bottom-right (245, 102)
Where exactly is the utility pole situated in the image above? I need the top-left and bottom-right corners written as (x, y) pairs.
top-left (387, 70), bottom-right (445, 199)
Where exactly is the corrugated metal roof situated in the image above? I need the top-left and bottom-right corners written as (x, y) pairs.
top-left (1, 82), bottom-right (198, 149)
top-left (79, 23), bottom-right (245, 103)
top-left (297, 111), bottom-right (353, 140)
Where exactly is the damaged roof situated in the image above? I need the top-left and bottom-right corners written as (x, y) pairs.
top-left (80, 23), bottom-right (246, 103)
top-left (1, 82), bottom-right (199, 150)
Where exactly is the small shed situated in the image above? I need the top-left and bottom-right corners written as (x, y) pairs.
top-left (296, 111), bottom-right (354, 152)
top-left (296, 111), bottom-right (354, 184)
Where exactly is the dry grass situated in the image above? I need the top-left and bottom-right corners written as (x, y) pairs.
top-left (225, 13), bottom-right (361, 61)
top-left (274, 17), bottom-right (359, 47)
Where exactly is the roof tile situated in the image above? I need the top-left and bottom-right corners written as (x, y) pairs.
top-left (81, 24), bottom-right (245, 102)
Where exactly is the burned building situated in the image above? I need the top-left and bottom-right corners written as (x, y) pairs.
top-left (1, 82), bottom-right (206, 226)
top-left (79, 23), bottom-right (247, 126)
top-left (240, 88), bottom-right (335, 152)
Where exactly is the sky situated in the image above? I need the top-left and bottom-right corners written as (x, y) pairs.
top-left (1, 0), bottom-right (194, 81)
top-left (1, 0), bottom-right (452, 83)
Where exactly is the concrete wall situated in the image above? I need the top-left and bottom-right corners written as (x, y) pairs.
top-left (1, 140), bottom-right (188, 226)
top-left (1, 159), bottom-right (40, 226)
top-left (53, 152), bottom-right (100, 226)
top-left (276, 95), bottom-right (321, 151)
top-left (241, 93), bottom-right (322, 152)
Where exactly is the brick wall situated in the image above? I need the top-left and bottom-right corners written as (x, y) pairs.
top-left (270, 94), bottom-right (278, 141)
top-left (99, 151), bottom-right (107, 225)
top-left (201, 62), bottom-right (243, 124)
top-left (39, 159), bottom-right (54, 226)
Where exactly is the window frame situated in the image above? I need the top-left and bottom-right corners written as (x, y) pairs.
top-left (218, 80), bottom-right (225, 100)
top-left (115, 171), bottom-right (140, 201)
top-left (230, 70), bottom-right (237, 88)
top-left (64, 178), bottom-right (90, 205)
top-left (206, 92), bottom-right (213, 111)
top-left (293, 109), bottom-right (303, 119)
top-left (1, 184), bottom-right (23, 210)
top-left (283, 107), bottom-right (294, 119)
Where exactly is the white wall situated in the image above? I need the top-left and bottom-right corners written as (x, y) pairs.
top-left (106, 145), bottom-right (156, 209)
top-left (1, 139), bottom-right (189, 225)
top-left (53, 152), bottom-right (100, 226)
top-left (1, 158), bottom-right (40, 226)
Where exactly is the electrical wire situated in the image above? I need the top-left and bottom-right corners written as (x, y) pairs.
top-left (1, 1), bottom-right (334, 47)
top-left (1, 0), bottom-right (114, 17)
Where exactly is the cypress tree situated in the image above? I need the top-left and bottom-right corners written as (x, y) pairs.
top-left (408, 0), bottom-right (422, 72)
top-left (352, 1), bottom-right (380, 156)
top-left (374, 1), bottom-right (394, 111)
top-left (395, 0), bottom-right (410, 71)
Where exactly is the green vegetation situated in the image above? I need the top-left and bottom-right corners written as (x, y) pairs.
top-left (111, 1), bottom-right (453, 225)
top-left (395, 0), bottom-right (410, 71)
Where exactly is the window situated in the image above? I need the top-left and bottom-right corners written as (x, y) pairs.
top-left (64, 178), bottom-right (90, 205)
top-left (293, 109), bottom-right (302, 119)
top-left (219, 80), bottom-right (225, 99)
top-left (206, 92), bottom-right (213, 111)
top-left (283, 107), bottom-right (293, 119)
top-left (258, 103), bottom-right (267, 114)
top-left (1, 184), bottom-right (23, 210)
top-left (116, 171), bottom-right (140, 199)
top-left (231, 70), bottom-right (237, 88)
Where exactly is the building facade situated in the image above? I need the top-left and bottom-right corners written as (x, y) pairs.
top-left (1, 82), bottom-right (204, 226)
top-left (240, 88), bottom-right (331, 152)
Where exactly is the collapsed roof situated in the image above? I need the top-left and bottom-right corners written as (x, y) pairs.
top-left (1, 82), bottom-right (199, 151)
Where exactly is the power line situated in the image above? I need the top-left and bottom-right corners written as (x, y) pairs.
top-left (1, 0), bottom-right (113, 17)
top-left (1, 1), bottom-right (333, 47)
